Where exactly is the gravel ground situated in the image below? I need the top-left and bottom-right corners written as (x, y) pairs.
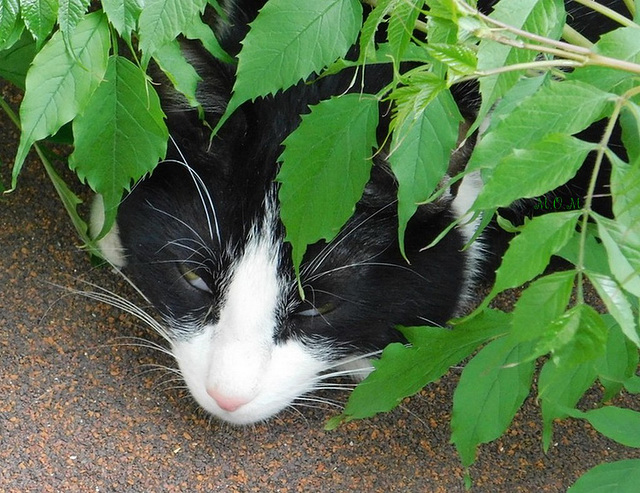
top-left (1, 81), bottom-right (639, 493)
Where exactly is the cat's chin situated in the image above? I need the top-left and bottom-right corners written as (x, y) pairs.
top-left (172, 333), bottom-right (330, 425)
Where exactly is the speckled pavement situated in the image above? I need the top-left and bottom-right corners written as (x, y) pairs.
top-left (2, 81), bottom-right (639, 492)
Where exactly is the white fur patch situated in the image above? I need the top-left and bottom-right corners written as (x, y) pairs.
top-left (171, 202), bottom-right (327, 424)
top-left (451, 170), bottom-right (486, 312)
top-left (90, 195), bottom-right (127, 268)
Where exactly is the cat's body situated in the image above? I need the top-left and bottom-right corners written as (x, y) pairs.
top-left (92, 0), bottom-right (618, 424)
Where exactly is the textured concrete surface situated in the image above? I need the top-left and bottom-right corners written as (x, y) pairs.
top-left (2, 81), bottom-right (639, 492)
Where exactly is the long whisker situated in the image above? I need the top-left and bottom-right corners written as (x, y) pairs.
top-left (299, 200), bottom-right (397, 281)
top-left (167, 135), bottom-right (222, 245)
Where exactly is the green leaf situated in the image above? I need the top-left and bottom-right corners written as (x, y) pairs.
top-left (557, 224), bottom-right (611, 276)
top-left (468, 80), bottom-right (613, 174)
top-left (568, 27), bottom-right (640, 95)
top-left (451, 337), bottom-right (536, 467)
top-left (138, 0), bottom-right (207, 63)
top-left (0, 28), bottom-right (36, 89)
top-left (609, 148), bottom-right (640, 226)
top-left (68, 56), bottom-right (168, 238)
top-left (13, 11), bottom-right (110, 189)
top-left (535, 304), bottom-right (609, 367)
top-left (336, 309), bottom-right (511, 422)
top-left (490, 211), bottom-right (581, 296)
top-left (101, 0), bottom-right (143, 42)
top-left (387, 0), bottom-right (422, 63)
top-left (358, 0), bottom-right (398, 63)
top-left (0, 0), bottom-right (19, 48)
top-left (38, 143), bottom-right (96, 253)
top-left (223, 0), bottom-right (362, 126)
top-left (472, 134), bottom-right (596, 210)
top-left (182, 14), bottom-right (233, 63)
top-left (588, 272), bottom-right (640, 348)
top-left (620, 103), bottom-right (640, 166)
top-left (58, 0), bottom-right (91, 48)
top-left (538, 357), bottom-right (598, 450)
top-left (595, 317), bottom-right (639, 401)
top-left (569, 406), bottom-right (640, 447)
top-left (389, 90), bottom-right (461, 252)
top-left (476, 0), bottom-right (565, 124)
top-left (509, 270), bottom-right (575, 343)
top-left (595, 213), bottom-right (640, 297)
top-left (568, 459), bottom-right (640, 493)
top-left (152, 39), bottom-right (202, 109)
top-left (425, 43), bottom-right (477, 80)
top-left (19, 0), bottom-right (58, 47)
top-left (625, 375), bottom-right (640, 394)
top-left (277, 94), bottom-right (378, 275)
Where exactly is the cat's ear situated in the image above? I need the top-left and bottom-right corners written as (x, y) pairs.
top-left (151, 39), bottom-right (246, 149)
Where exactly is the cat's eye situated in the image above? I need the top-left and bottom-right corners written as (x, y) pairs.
top-left (295, 302), bottom-right (335, 318)
top-left (179, 265), bottom-right (212, 294)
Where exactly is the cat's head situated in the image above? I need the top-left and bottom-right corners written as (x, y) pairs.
top-left (91, 41), bottom-right (483, 425)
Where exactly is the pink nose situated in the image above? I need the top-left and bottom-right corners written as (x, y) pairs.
top-left (206, 388), bottom-right (252, 412)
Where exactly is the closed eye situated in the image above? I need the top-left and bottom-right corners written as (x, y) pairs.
top-left (295, 302), bottom-right (335, 318)
top-left (179, 265), bottom-right (213, 294)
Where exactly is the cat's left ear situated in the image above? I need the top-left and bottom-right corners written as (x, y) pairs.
top-left (151, 39), bottom-right (247, 152)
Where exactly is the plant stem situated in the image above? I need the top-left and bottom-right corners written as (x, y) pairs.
top-left (0, 96), bottom-right (20, 128)
top-left (575, 85), bottom-right (640, 303)
top-left (571, 0), bottom-right (639, 28)
top-left (561, 25), bottom-right (594, 50)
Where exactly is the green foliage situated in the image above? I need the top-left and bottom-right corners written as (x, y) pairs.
top-left (277, 94), bottom-right (379, 275)
top-left (1, 0), bottom-right (640, 489)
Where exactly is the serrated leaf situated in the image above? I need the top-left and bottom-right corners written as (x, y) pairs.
top-left (101, 0), bottom-right (143, 42)
top-left (58, 0), bottom-right (90, 48)
top-left (338, 309), bottom-right (511, 421)
top-left (387, 0), bottom-right (422, 62)
top-left (568, 459), bottom-right (640, 493)
top-left (491, 211), bottom-right (581, 296)
top-left (13, 11), bottom-right (110, 189)
top-left (595, 317), bottom-right (639, 401)
top-left (510, 270), bottom-right (575, 343)
top-left (589, 272), bottom-right (640, 348)
top-left (68, 56), bottom-right (168, 237)
top-left (223, 0), bottom-right (362, 125)
top-left (138, 0), bottom-right (207, 64)
top-left (426, 42), bottom-right (477, 80)
top-left (538, 357), bottom-right (598, 450)
top-left (358, 0), bottom-right (398, 63)
top-left (535, 304), bottom-right (608, 367)
top-left (0, 28), bottom-right (36, 89)
top-left (152, 39), bottom-right (202, 109)
top-left (19, 0), bottom-right (58, 46)
top-left (475, 0), bottom-right (565, 124)
top-left (472, 134), bottom-right (595, 210)
top-left (277, 94), bottom-right (378, 274)
top-left (0, 0), bottom-right (19, 48)
top-left (468, 80), bottom-right (613, 174)
top-left (451, 337), bottom-right (536, 467)
top-left (389, 90), bottom-right (461, 252)
top-left (595, 213), bottom-right (640, 297)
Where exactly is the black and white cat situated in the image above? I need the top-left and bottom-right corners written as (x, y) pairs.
top-left (90, 0), bottom-right (616, 424)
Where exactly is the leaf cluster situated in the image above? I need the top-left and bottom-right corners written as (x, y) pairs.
top-left (2, 0), bottom-right (640, 489)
